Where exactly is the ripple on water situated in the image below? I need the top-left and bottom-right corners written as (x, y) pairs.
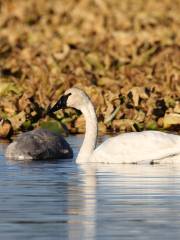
top-left (0, 136), bottom-right (180, 240)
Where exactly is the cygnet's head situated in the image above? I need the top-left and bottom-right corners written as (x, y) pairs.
top-left (48, 87), bottom-right (90, 113)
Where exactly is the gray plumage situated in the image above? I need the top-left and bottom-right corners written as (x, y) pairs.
top-left (5, 129), bottom-right (73, 160)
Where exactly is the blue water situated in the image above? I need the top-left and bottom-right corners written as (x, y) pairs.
top-left (0, 135), bottom-right (180, 240)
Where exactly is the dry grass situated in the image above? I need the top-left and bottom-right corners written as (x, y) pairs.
top-left (0, 0), bottom-right (180, 137)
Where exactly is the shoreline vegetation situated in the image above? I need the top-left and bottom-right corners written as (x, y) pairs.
top-left (0, 0), bottom-right (180, 138)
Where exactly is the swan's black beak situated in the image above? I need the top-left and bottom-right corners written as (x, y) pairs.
top-left (47, 93), bottom-right (71, 115)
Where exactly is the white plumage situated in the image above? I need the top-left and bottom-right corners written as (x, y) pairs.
top-left (91, 131), bottom-right (180, 164)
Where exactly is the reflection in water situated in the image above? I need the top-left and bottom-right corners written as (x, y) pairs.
top-left (68, 165), bottom-right (96, 240)
top-left (78, 163), bottom-right (180, 240)
top-left (0, 135), bottom-right (180, 239)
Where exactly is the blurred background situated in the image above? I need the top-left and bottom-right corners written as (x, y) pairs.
top-left (0, 0), bottom-right (179, 138)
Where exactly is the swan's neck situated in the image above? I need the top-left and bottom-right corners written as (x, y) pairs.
top-left (76, 102), bottom-right (98, 163)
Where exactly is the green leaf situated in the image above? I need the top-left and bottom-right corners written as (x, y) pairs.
top-left (40, 120), bottom-right (67, 134)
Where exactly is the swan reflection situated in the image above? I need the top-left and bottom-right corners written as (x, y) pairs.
top-left (67, 162), bottom-right (180, 239)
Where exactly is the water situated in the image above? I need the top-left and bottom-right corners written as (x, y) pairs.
top-left (0, 135), bottom-right (180, 240)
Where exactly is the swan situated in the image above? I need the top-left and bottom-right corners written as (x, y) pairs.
top-left (48, 87), bottom-right (180, 164)
top-left (5, 128), bottom-right (73, 160)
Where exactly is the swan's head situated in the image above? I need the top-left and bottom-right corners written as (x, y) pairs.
top-left (48, 87), bottom-right (90, 113)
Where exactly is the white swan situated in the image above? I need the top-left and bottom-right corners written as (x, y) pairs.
top-left (49, 87), bottom-right (180, 164)
top-left (5, 128), bottom-right (73, 160)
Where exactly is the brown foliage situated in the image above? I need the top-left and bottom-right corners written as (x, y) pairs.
top-left (0, 0), bottom-right (179, 137)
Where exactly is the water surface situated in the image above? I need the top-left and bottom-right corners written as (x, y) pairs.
top-left (0, 135), bottom-right (180, 240)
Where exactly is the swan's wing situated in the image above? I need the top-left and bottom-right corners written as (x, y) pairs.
top-left (92, 131), bottom-right (180, 163)
top-left (13, 129), bottom-right (73, 159)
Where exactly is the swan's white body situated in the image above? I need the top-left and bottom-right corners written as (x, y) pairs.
top-left (51, 88), bottom-right (180, 164)
top-left (91, 131), bottom-right (180, 164)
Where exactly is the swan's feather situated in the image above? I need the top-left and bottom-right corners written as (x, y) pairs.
top-left (91, 131), bottom-right (180, 163)
top-left (5, 129), bottom-right (73, 160)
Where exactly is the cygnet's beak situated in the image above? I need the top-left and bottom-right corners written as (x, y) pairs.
top-left (47, 93), bottom-right (71, 115)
